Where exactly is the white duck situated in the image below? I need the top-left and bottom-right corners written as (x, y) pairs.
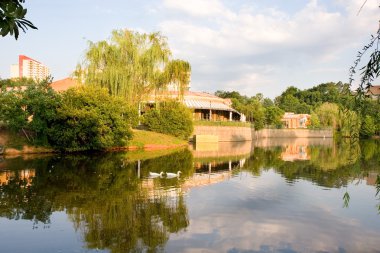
top-left (149, 171), bottom-right (164, 178)
top-left (166, 171), bottom-right (182, 178)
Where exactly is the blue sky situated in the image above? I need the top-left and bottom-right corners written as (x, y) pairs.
top-left (0, 0), bottom-right (378, 98)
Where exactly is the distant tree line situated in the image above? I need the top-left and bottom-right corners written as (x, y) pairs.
top-left (215, 82), bottom-right (380, 138)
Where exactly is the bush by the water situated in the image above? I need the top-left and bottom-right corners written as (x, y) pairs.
top-left (143, 100), bottom-right (193, 140)
top-left (48, 86), bottom-right (134, 151)
top-left (0, 79), bottom-right (135, 151)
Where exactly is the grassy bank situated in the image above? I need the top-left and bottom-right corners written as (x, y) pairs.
top-left (0, 128), bottom-right (187, 155)
top-left (128, 129), bottom-right (187, 149)
top-left (194, 120), bottom-right (253, 128)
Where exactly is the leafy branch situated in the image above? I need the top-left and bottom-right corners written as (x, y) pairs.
top-left (0, 0), bottom-right (37, 39)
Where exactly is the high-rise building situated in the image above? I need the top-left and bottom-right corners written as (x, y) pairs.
top-left (10, 55), bottom-right (50, 81)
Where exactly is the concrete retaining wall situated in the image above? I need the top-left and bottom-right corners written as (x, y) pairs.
top-left (192, 126), bottom-right (333, 142)
top-left (193, 126), bottom-right (253, 142)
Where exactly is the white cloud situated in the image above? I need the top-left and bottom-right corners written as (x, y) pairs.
top-left (163, 0), bottom-right (235, 18)
top-left (157, 0), bottom-right (380, 97)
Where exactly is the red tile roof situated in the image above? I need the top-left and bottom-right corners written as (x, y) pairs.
top-left (50, 78), bottom-right (79, 92)
top-left (368, 85), bottom-right (380, 95)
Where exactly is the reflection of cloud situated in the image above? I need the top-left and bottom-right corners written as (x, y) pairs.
top-left (165, 171), bottom-right (380, 253)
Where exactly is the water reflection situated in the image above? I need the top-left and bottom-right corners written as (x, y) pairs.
top-left (0, 139), bottom-right (380, 252)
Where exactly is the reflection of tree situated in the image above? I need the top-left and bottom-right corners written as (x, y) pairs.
top-left (0, 173), bottom-right (52, 224)
top-left (309, 139), bottom-right (360, 171)
top-left (68, 192), bottom-right (188, 253)
top-left (0, 150), bottom-right (192, 252)
top-left (246, 140), bottom-right (380, 211)
top-left (246, 140), bottom-right (380, 188)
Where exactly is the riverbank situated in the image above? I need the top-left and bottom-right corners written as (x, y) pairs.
top-left (0, 128), bottom-right (187, 155)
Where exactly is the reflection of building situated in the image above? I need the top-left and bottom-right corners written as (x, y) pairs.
top-left (10, 55), bottom-right (50, 81)
top-left (281, 113), bottom-right (310, 128)
top-left (0, 169), bottom-right (35, 186)
top-left (281, 145), bottom-right (310, 161)
top-left (254, 138), bottom-right (334, 162)
top-left (141, 158), bottom-right (246, 198)
top-left (365, 172), bottom-right (379, 186)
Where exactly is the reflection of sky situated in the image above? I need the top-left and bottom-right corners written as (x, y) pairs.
top-left (165, 170), bottom-right (380, 253)
top-left (0, 212), bottom-right (106, 253)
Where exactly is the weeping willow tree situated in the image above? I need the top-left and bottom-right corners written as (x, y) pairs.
top-left (75, 29), bottom-right (191, 105)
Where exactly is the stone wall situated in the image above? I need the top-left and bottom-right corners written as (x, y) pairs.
top-left (192, 126), bottom-right (333, 142)
top-left (193, 126), bottom-right (253, 142)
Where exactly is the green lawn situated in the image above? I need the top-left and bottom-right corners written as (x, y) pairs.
top-left (194, 120), bottom-right (253, 128)
top-left (129, 129), bottom-right (187, 148)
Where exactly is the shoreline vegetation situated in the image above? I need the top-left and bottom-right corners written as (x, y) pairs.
top-left (1, 30), bottom-right (379, 154)
top-left (0, 128), bottom-right (188, 156)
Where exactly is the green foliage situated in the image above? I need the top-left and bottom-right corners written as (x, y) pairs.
top-left (360, 115), bottom-right (376, 138)
top-left (309, 112), bottom-right (321, 128)
top-left (0, 77), bottom-right (37, 92)
top-left (194, 120), bottom-right (252, 127)
top-left (22, 79), bottom-right (62, 144)
top-left (314, 102), bottom-right (339, 128)
top-left (246, 99), bottom-right (265, 130)
top-left (0, 78), bottom-right (60, 144)
top-left (0, 79), bottom-right (135, 151)
top-left (338, 109), bottom-right (361, 138)
top-left (143, 100), bottom-right (193, 140)
top-left (275, 82), bottom-right (353, 114)
top-left (75, 29), bottom-right (191, 106)
top-left (48, 86), bottom-right (133, 151)
top-left (276, 93), bottom-right (312, 114)
top-left (349, 25), bottom-right (380, 101)
top-left (265, 106), bottom-right (284, 127)
top-left (0, 89), bottom-right (27, 131)
top-left (215, 90), bottom-right (269, 129)
top-left (0, 0), bottom-right (37, 39)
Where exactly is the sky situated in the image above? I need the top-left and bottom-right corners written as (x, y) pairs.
top-left (0, 0), bottom-right (379, 98)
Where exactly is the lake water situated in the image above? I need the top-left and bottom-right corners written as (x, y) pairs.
top-left (0, 138), bottom-right (379, 253)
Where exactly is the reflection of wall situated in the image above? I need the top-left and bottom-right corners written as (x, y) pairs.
top-left (181, 172), bottom-right (232, 191)
top-left (190, 141), bottom-right (253, 159)
top-left (365, 172), bottom-right (379, 186)
top-left (255, 138), bottom-right (333, 162)
top-left (192, 127), bottom-right (333, 142)
top-left (254, 138), bottom-right (333, 149)
top-left (0, 169), bottom-right (35, 185)
top-left (253, 129), bottom-right (333, 139)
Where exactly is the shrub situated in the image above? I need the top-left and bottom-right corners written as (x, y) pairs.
top-left (314, 102), bottom-right (339, 128)
top-left (309, 112), bottom-right (321, 129)
top-left (338, 109), bottom-right (361, 138)
top-left (48, 86), bottom-right (133, 151)
top-left (143, 100), bottom-right (193, 139)
top-left (0, 79), bottom-right (61, 144)
top-left (360, 115), bottom-right (376, 138)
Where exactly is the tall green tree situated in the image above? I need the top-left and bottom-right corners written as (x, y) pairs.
top-left (314, 102), bottom-right (339, 128)
top-left (75, 29), bottom-right (191, 106)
